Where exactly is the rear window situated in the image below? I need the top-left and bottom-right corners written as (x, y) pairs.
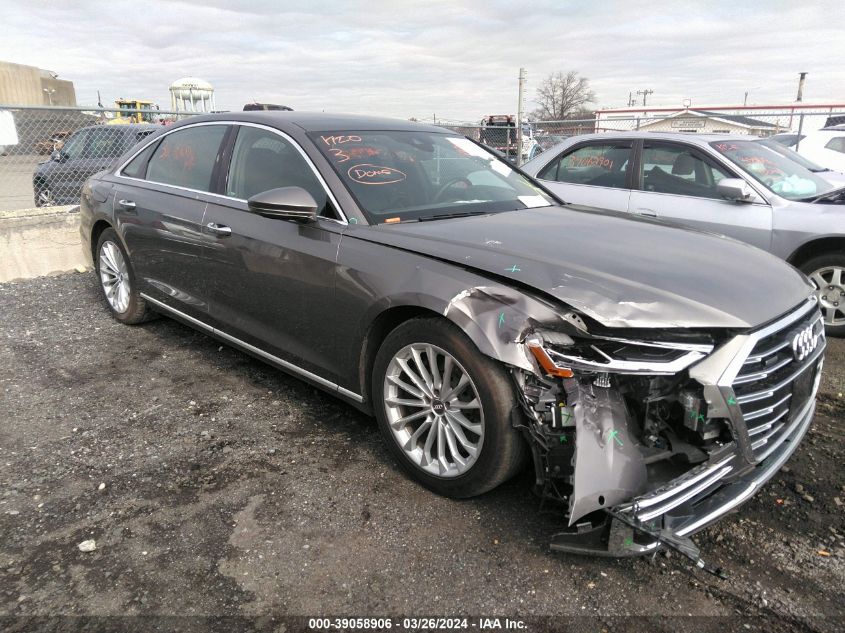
top-left (538, 143), bottom-right (632, 189)
top-left (770, 134), bottom-right (804, 148)
top-left (121, 142), bottom-right (158, 179)
top-left (146, 125), bottom-right (227, 192)
top-left (824, 137), bottom-right (845, 154)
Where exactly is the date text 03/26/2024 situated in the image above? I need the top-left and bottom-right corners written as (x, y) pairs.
top-left (308, 617), bottom-right (527, 630)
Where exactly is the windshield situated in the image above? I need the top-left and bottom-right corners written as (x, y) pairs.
top-left (310, 130), bottom-right (554, 223)
top-left (710, 140), bottom-right (836, 201)
top-left (755, 138), bottom-right (828, 172)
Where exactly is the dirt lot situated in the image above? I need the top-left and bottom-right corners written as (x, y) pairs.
top-left (1, 272), bottom-right (844, 632)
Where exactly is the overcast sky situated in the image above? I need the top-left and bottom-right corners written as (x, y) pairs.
top-left (2, 0), bottom-right (843, 121)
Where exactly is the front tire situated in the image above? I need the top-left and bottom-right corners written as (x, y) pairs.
top-left (801, 253), bottom-right (845, 337)
top-left (372, 317), bottom-right (527, 498)
top-left (34, 182), bottom-right (54, 207)
top-left (95, 228), bottom-right (152, 324)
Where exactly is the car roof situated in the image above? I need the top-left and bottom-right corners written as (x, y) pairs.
top-left (166, 111), bottom-right (447, 134)
top-left (559, 131), bottom-right (762, 145)
top-left (77, 123), bottom-right (161, 133)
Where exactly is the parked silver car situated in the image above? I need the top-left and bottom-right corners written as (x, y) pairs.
top-left (523, 132), bottom-right (845, 335)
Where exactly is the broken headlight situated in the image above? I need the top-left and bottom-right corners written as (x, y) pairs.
top-left (525, 331), bottom-right (714, 377)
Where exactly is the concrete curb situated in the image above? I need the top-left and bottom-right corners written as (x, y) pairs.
top-left (0, 204), bottom-right (79, 221)
top-left (0, 204), bottom-right (86, 283)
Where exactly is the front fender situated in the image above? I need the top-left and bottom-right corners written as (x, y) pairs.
top-left (355, 270), bottom-right (570, 374)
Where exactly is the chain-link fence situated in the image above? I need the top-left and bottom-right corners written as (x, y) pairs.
top-left (0, 105), bottom-right (201, 212)
top-left (2, 105), bottom-right (844, 213)
top-left (439, 120), bottom-right (599, 164)
top-left (439, 108), bottom-right (845, 166)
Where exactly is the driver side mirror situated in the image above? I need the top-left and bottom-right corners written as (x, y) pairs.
top-left (717, 178), bottom-right (756, 203)
top-left (51, 150), bottom-right (67, 163)
top-left (247, 187), bottom-right (318, 222)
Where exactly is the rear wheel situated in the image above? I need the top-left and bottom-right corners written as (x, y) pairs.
top-left (801, 253), bottom-right (845, 337)
top-left (95, 228), bottom-right (153, 324)
top-left (372, 317), bottom-right (527, 498)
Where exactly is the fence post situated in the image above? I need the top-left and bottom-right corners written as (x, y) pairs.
top-left (795, 113), bottom-right (805, 150)
top-left (516, 67), bottom-right (526, 167)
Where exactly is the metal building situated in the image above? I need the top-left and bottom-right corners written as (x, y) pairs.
top-left (0, 60), bottom-right (76, 106)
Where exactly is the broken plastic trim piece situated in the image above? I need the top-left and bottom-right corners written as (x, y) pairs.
top-left (604, 508), bottom-right (728, 579)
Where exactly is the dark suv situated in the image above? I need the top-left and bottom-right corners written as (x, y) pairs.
top-left (33, 124), bottom-right (158, 206)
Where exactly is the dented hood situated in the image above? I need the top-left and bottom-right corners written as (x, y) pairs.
top-left (357, 206), bottom-right (813, 329)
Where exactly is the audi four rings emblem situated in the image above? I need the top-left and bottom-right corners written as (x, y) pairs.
top-left (791, 323), bottom-right (820, 362)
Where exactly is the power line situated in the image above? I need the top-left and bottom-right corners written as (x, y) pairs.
top-left (636, 89), bottom-right (654, 107)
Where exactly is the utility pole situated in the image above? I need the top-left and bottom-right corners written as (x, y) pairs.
top-left (637, 89), bottom-right (653, 107)
top-left (97, 90), bottom-right (106, 121)
top-left (516, 67), bottom-right (527, 166)
top-left (796, 72), bottom-right (808, 102)
top-left (627, 91), bottom-right (637, 107)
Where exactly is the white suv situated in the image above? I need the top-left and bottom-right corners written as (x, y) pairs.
top-left (772, 126), bottom-right (845, 172)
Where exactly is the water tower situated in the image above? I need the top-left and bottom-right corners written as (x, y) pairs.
top-left (169, 77), bottom-right (215, 113)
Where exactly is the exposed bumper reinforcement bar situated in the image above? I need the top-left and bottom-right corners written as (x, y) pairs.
top-left (550, 395), bottom-right (816, 557)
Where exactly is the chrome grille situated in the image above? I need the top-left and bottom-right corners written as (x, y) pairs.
top-left (627, 457), bottom-right (734, 522)
top-left (733, 308), bottom-right (825, 462)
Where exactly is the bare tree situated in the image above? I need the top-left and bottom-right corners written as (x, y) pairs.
top-left (531, 71), bottom-right (596, 121)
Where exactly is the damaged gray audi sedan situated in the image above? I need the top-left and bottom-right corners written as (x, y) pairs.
top-left (79, 112), bottom-right (825, 564)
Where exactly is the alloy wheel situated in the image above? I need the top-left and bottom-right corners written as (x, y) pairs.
top-left (383, 343), bottom-right (484, 478)
top-left (37, 187), bottom-right (54, 207)
top-left (810, 266), bottom-right (845, 326)
top-left (99, 241), bottom-right (131, 314)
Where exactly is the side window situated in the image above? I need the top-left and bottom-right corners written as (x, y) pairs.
top-left (552, 143), bottom-right (631, 188)
top-left (537, 158), bottom-right (560, 181)
top-left (146, 125), bottom-right (227, 192)
top-left (61, 130), bottom-right (89, 160)
top-left (825, 137), bottom-right (845, 154)
top-left (227, 126), bottom-right (329, 215)
top-left (121, 141), bottom-right (158, 179)
top-left (87, 129), bottom-right (130, 159)
top-left (641, 143), bottom-right (731, 200)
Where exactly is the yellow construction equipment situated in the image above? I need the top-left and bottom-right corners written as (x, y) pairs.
top-left (108, 99), bottom-right (158, 125)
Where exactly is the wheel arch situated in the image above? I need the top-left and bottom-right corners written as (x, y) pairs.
top-left (356, 284), bottom-right (558, 407)
top-left (90, 219), bottom-right (115, 262)
top-left (358, 305), bottom-right (447, 409)
top-left (787, 236), bottom-right (845, 269)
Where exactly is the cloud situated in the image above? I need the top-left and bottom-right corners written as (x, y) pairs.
top-left (1, 0), bottom-right (843, 121)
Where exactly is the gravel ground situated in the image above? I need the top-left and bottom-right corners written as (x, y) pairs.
top-left (1, 272), bottom-right (844, 632)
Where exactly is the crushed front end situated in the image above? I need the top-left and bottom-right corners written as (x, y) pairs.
top-left (514, 296), bottom-right (825, 559)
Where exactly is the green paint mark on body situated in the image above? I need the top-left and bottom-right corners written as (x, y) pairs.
top-left (727, 396), bottom-right (737, 406)
top-left (506, 265), bottom-right (521, 273)
top-left (608, 429), bottom-right (623, 447)
top-left (498, 312), bottom-right (506, 328)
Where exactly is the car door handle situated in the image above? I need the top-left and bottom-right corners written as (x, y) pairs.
top-left (635, 208), bottom-right (658, 217)
top-left (117, 199), bottom-right (136, 210)
top-left (206, 222), bottom-right (232, 237)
